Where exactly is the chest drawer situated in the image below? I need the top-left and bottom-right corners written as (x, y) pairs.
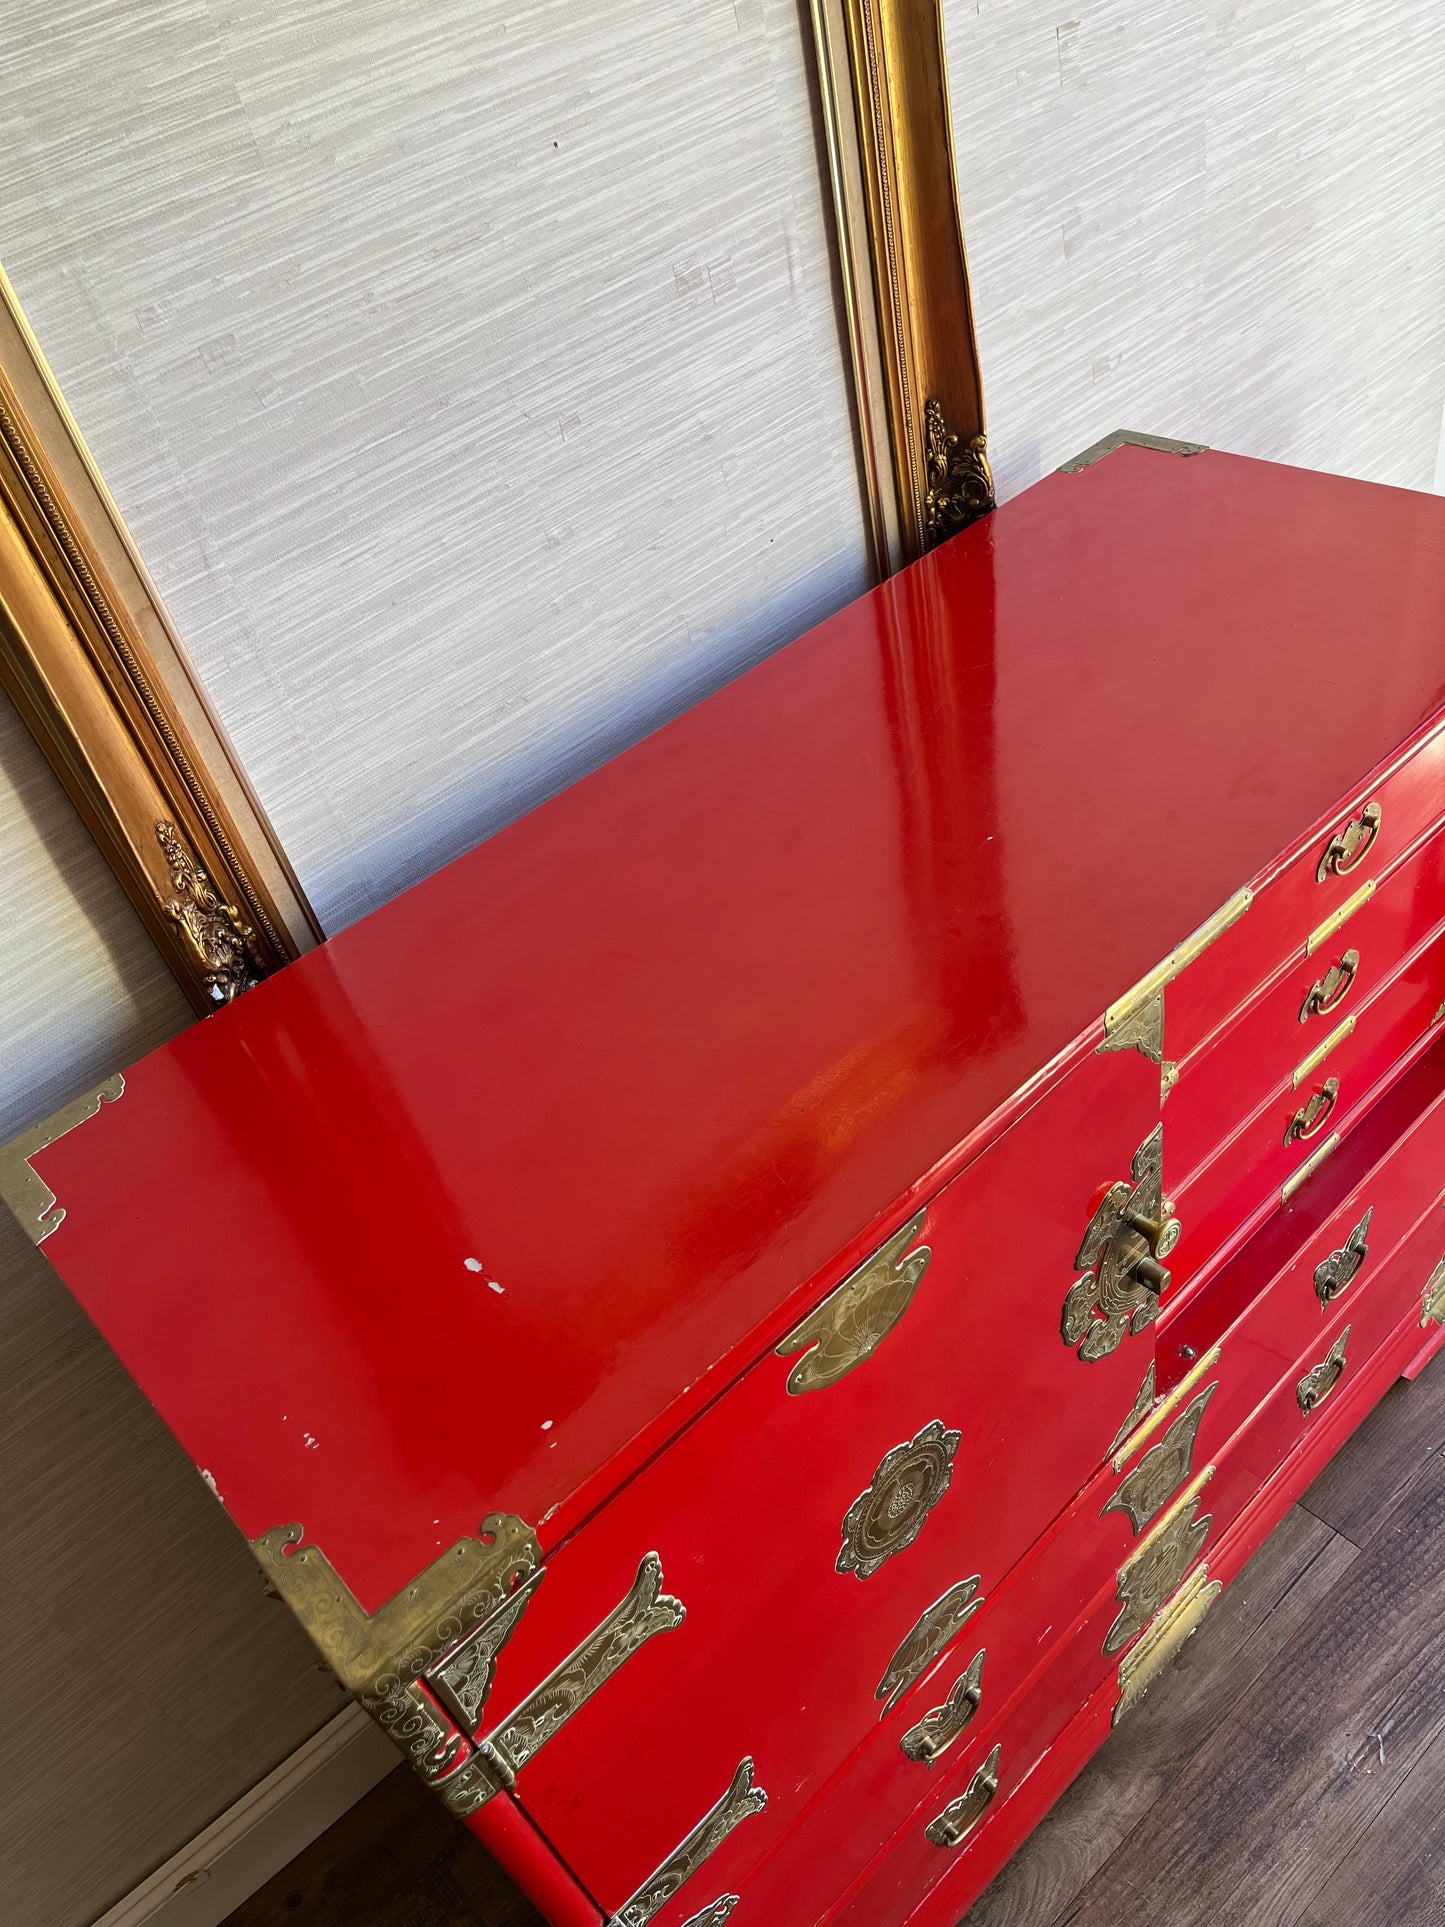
top-left (1168, 915), bottom-right (1445, 1295)
top-left (1155, 730), bottom-right (1445, 1068)
top-left (1167, 817), bottom-right (1445, 1186)
top-left (434, 1048), bottom-right (1160, 1924)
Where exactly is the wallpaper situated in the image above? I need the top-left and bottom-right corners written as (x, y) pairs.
top-left (945, 0), bottom-right (1445, 503)
top-left (0, 0), bottom-right (867, 931)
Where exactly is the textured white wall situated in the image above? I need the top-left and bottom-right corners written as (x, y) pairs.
top-left (0, 0), bottom-right (867, 932)
top-left (945, 0), bottom-right (1445, 502)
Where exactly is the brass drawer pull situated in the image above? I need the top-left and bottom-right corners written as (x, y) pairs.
top-left (925, 1744), bottom-right (1001, 1848)
top-left (901, 1649), bottom-right (985, 1765)
top-left (1314, 1208), bottom-right (1372, 1309)
top-left (1285, 1078), bottom-right (1338, 1147)
top-left (1300, 949), bottom-right (1359, 1021)
top-left (1317, 802), bottom-right (1381, 882)
top-left (1297, 1326), bottom-right (1350, 1414)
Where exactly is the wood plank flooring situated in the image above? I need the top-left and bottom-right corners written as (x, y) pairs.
top-left (226, 1355), bottom-right (1445, 1927)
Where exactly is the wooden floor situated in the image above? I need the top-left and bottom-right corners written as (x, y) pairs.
top-left (226, 1352), bottom-right (1445, 1927)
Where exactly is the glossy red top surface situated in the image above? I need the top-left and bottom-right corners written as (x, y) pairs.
top-left (31, 445), bottom-right (1445, 1607)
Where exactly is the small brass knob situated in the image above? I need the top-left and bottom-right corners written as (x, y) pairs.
top-left (1126, 1211), bottom-right (1181, 1260)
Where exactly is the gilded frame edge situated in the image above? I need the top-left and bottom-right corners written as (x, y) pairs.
top-left (0, 263), bottom-right (320, 1013)
top-left (807, 0), bottom-right (994, 576)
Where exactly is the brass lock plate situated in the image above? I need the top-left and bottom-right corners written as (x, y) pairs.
top-left (1062, 1126), bottom-right (1178, 1362)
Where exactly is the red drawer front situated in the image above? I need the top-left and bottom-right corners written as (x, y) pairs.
top-left (1167, 818), bottom-right (1445, 1184)
top-left (453, 1048), bottom-right (1160, 1922)
top-left (1160, 728), bottom-right (1445, 1065)
top-left (1168, 916), bottom-right (1445, 1294)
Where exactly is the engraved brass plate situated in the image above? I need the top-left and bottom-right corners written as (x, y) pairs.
top-left (1314, 1209), bottom-right (1372, 1311)
top-left (876, 1577), bottom-right (983, 1714)
top-left (924, 1743), bottom-right (1002, 1848)
top-left (1104, 1384), bottom-right (1217, 1536)
top-left (252, 1515), bottom-right (540, 1701)
top-left (1102, 887), bottom-right (1253, 1052)
top-left (678, 1902), bottom-right (739, 1927)
top-left (777, 1211), bottom-right (931, 1394)
top-left (1421, 1257), bottom-right (1445, 1328)
top-left (1108, 1363), bottom-right (1157, 1456)
top-left (611, 1758), bottom-right (767, 1927)
top-left (1105, 1475), bottom-right (1213, 1656)
top-left (481, 1552), bottom-right (684, 1773)
top-left (429, 1568), bottom-right (546, 1730)
top-left (1114, 1563), bottom-right (1222, 1723)
top-left (1063, 1126), bottom-right (1175, 1362)
top-left (838, 1420), bottom-right (961, 1580)
top-left (1300, 950), bottom-right (1359, 1022)
top-left (1316, 802), bottom-right (1381, 883)
top-left (901, 1648), bottom-right (985, 1765)
top-left (1297, 1326), bottom-right (1350, 1414)
top-left (0, 1073), bottom-right (124, 1244)
top-left (1099, 990), bottom-right (1164, 1064)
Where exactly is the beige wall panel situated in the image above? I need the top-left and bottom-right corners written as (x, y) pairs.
top-left (0, 0), bottom-right (867, 931)
top-left (945, 0), bottom-right (1445, 502)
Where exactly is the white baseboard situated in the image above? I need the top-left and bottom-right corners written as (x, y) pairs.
top-left (92, 1704), bottom-right (396, 1927)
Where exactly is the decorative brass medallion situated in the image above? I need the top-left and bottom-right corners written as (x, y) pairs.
top-left (1317, 802), bottom-right (1381, 882)
top-left (1105, 1479), bottom-right (1213, 1656)
top-left (876, 1576), bottom-right (983, 1713)
top-left (921, 398), bottom-right (993, 548)
top-left (838, 1420), bottom-right (961, 1580)
top-left (777, 1211), bottom-right (931, 1394)
top-left (1063, 1126), bottom-right (1177, 1362)
top-left (610, 1757), bottom-right (767, 1927)
top-left (1114, 1564), bottom-right (1222, 1724)
top-left (1108, 1363), bottom-right (1157, 1456)
top-left (480, 1552), bottom-right (685, 1775)
top-left (901, 1648), bottom-right (985, 1765)
top-left (1300, 950), bottom-right (1360, 1022)
top-left (1103, 1384), bottom-right (1217, 1536)
top-left (1297, 1326), bottom-right (1350, 1414)
top-left (1314, 1209), bottom-right (1372, 1310)
top-left (1421, 1257), bottom-right (1445, 1328)
top-left (0, 1072), bottom-right (124, 1244)
top-left (924, 1743), bottom-right (1002, 1848)
top-left (156, 819), bottom-right (265, 1003)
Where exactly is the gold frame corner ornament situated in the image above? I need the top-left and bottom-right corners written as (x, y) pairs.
top-left (0, 264), bottom-right (318, 1015)
top-left (807, 0), bottom-right (992, 574)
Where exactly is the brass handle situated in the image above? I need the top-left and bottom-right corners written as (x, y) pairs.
top-left (925, 1744), bottom-right (1001, 1848)
top-left (1313, 1208), bottom-right (1372, 1309)
top-left (901, 1650), bottom-right (985, 1765)
top-left (1285, 1077), bottom-right (1338, 1147)
top-left (1297, 1325), bottom-right (1350, 1414)
top-left (1300, 950), bottom-right (1359, 1022)
top-left (1317, 803), bottom-right (1380, 882)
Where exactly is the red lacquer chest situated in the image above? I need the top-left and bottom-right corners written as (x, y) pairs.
top-left (9, 434), bottom-right (1445, 1926)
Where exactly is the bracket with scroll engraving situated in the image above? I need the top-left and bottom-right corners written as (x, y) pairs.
top-left (254, 1518), bottom-right (685, 1817)
top-left (1062, 1126), bottom-right (1179, 1363)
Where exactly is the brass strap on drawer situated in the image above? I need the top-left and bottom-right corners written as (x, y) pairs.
top-left (924, 1744), bottom-right (1002, 1848)
top-left (1114, 1564), bottom-right (1222, 1724)
top-left (1317, 802), bottom-right (1381, 883)
top-left (1422, 1257), bottom-right (1445, 1328)
top-left (1101, 888), bottom-right (1255, 1066)
top-left (1282, 1131), bottom-right (1342, 1203)
top-left (1111, 1344), bottom-right (1222, 1471)
top-left (611, 1758), bottom-right (768, 1927)
top-left (1105, 1469), bottom-right (1214, 1657)
top-left (1104, 1383), bottom-right (1218, 1534)
top-left (1306, 880), bottom-right (1375, 955)
top-left (1292, 1017), bottom-right (1355, 1088)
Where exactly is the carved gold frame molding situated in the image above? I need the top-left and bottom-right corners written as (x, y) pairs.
top-left (809, 0), bottom-right (993, 575)
top-left (0, 267), bottom-right (318, 1012)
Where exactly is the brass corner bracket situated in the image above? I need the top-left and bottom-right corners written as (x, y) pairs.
top-left (1059, 429), bottom-right (1209, 474)
top-left (0, 1073), bottom-right (123, 1243)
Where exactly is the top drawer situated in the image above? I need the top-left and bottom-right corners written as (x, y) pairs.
top-left (1114, 725), bottom-right (1445, 1073)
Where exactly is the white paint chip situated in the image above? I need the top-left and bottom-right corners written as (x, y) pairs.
top-left (464, 1257), bottom-right (484, 1272)
top-left (198, 1467), bottom-right (221, 1500)
top-left (541, 1419), bottom-right (554, 1431)
top-left (303, 1433), bottom-right (319, 1450)
top-left (488, 1280), bottom-right (505, 1294)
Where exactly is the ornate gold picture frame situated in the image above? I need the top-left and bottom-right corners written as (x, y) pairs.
top-left (0, 14), bottom-right (985, 1008)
